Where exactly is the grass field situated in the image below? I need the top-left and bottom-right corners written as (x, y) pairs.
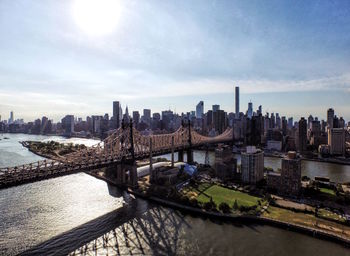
top-left (263, 206), bottom-right (350, 238)
top-left (318, 208), bottom-right (345, 223)
top-left (184, 183), bottom-right (262, 209)
top-left (319, 187), bottom-right (336, 196)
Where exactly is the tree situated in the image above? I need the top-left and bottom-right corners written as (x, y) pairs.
top-left (233, 199), bottom-right (239, 210)
top-left (219, 202), bottom-right (231, 213)
top-left (203, 201), bottom-right (217, 211)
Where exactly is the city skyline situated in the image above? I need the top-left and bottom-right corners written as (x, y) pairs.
top-left (0, 1), bottom-right (350, 121)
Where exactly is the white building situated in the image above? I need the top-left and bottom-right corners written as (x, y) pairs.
top-left (328, 128), bottom-right (346, 155)
top-left (241, 146), bottom-right (264, 184)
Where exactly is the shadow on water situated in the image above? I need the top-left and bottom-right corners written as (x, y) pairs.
top-left (20, 183), bottom-right (268, 256)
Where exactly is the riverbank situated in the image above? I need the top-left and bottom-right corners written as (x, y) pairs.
top-left (20, 140), bottom-right (87, 161)
top-left (89, 171), bottom-right (350, 248)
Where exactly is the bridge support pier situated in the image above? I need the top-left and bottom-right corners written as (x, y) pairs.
top-left (171, 136), bottom-right (174, 167)
top-left (178, 150), bottom-right (184, 162)
top-left (149, 138), bottom-right (156, 183)
top-left (187, 149), bottom-right (194, 164)
top-left (116, 165), bottom-right (126, 185)
top-left (128, 164), bottom-right (138, 188)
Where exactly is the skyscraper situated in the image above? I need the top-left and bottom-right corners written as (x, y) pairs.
top-left (196, 101), bottom-right (204, 119)
top-left (143, 109), bottom-right (151, 127)
top-left (280, 151), bottom-right (301, 195)
top-left (235, 86), bottom-right (240, 119)
top-left (247, 102), bottom-right (253, 119)
top-left (298, 117), bottom-right (307, 153)
top-left (328, 128), bottom-right (346, 155)
top-left (241, 146), bottom-right (264, 184)
top-left (9, 111), bottom-right (14, 124)
top-left (212, 105), bottom-right (220, 112)
top-left (112, 101), bottom-right (120, 129)
top-left (133, 111), bottom-right (140, 127)
top-left (327, 108), bottom-right (334, 130)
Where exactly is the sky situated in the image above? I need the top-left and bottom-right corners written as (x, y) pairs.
top-left (0, 0), bottom-right (349, 122)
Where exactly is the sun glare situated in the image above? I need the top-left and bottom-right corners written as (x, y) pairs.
top-left (72, 0), bottom-right (121, 36)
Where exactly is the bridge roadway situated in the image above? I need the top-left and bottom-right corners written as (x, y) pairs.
top-left (0, 123), bottom-right (233, 189)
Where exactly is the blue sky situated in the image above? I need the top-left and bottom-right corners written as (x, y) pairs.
top-left (0, 0), bottom-right (349, 122)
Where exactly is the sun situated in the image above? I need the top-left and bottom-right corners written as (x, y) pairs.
top-left (72, 0), bottom-right (121, 36)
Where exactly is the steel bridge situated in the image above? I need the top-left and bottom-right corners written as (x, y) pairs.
top-left (0, 122), bottom-right (233, 189)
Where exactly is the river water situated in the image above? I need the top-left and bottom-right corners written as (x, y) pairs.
top-left (0, 133), bottom-right (349, 255)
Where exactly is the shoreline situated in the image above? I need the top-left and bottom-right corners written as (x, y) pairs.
top-left (0, 132), bottom-right (101, 141)
top-left (88, 171), bottom-right (350, 248)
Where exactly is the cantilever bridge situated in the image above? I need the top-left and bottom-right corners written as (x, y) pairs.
top-left (0, 122), bottom-right (234, 189)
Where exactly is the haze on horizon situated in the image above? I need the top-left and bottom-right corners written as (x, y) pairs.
top-left (0, 0), bottom-right (349, 122)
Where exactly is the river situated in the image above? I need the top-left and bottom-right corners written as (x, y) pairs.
top-left (0, 133), bottom-right (349, 255)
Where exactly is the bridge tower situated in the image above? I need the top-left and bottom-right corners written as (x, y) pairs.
top-left (171, 136), bottom-right (175, 167)
top-left (204, 144), bottom-right (210, 166)
top-left (149, 137), bottom-right (156, 183)
top-left (187, 120), bottom-right (194, 164)
top-left (128, 119), bottom-right (138, 187)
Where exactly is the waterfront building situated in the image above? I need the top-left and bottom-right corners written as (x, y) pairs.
top-left (267, 151), bottom-right (301, 196)
top-left (61, 115), bottom-right (74, 136)
top-left (280, 151), bottom-right (301, 195)
top-left (241, 146), bottom-right (264, 184)
top-left (328, 128), bottom-right (346, 156)
top-left (214, 145), bottom-right (237, 181)
top-left (92, 115), bottom-right (103, 134)
top-left (235, 86), bottom-right (240, 119)
top-left (8, 111), bottom-right (14, 124)
top-left (196, 101), bottom-right (204, 119)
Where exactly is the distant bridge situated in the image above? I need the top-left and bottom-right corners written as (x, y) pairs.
top-left (0, 121), bottom-right (233, 189)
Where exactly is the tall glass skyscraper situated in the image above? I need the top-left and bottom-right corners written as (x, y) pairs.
top-left (235, 86), bottom-right (239, 119)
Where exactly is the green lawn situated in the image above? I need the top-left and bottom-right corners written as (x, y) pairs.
top-left (319, 187), bottom-right (336, 196)
top-left (263, 206), bottom-right (350, 238)
top-left (318, 208), bottom-right (345, 223)
top-left (194, 183), bottom-right (261, 208)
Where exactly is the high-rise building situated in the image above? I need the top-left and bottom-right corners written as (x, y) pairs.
top-left (247, 102), bottom-right (253, 119)
top-left (280, 151), bottom-right (301, 195)
top-left (307, 115), bottom-right (314, 130)
top-left (328, 128), bottom-right (346, 155)
top-left (327, 108), bottom-right (334, 130)
top-left (123, 105), bottom-right (130, 124)
top-left (298, 117), bottom-right (307, 153)
top-left (61, 115), bottom-right (74, 136)
top-left (235, 86), bottom-right (240, 119)
top-left (8, 111), bottom-right (14, 124)
top-left (275, 113), bottom-right (281, 129)
top-left (112, 101), bottom-right (120, 129)
top-left (143, 109), bottom-right (151, 127)
top-left (196, 101), bottom-right (204, 119)
top-left (257, 105), bottom-right (262, 115)
top-left (133, 111), bottom-right (140, 127)
top-left (241, 146), bottom-right (264, 184)
top-left (288, 117), bottom-right (294, 129)
top-left (92, 115), bottom-right (102, 134)
top-left (282, 116), bottom-right (287, 136)
top-left (212, 105), bottom-right (220, 112)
